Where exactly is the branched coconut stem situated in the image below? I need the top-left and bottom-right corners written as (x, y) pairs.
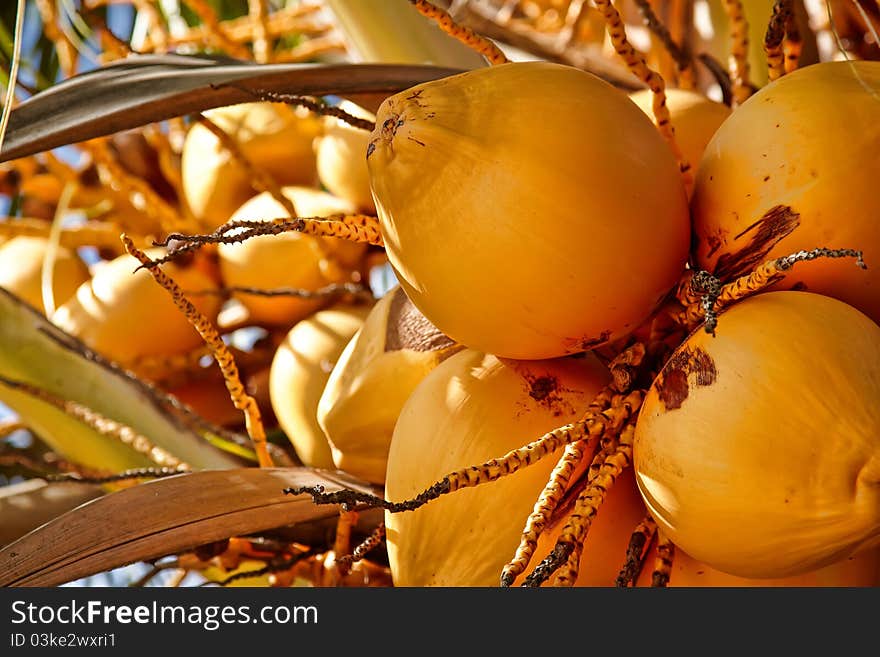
top-left (721, 0), bottom-right (753, 105)
top-left (0, 375), bottom-right (188, 469)
top-left (121, 235), bottom-right (274, 468)
top-left (185, 282), bottom-right (373, 302)
top-left (333, 510), bottom-right (359, 569)
top-left (608, 341), bottom-right (647, 392)
top-left (47, 466), bottom-right (189, 484)
top-left (500, 435), bottom-right (599, 586)
top-left (765, 0), bottom-right (793, 81)
top-left (222, 87), bottom-right (376, 132)
top-left (286, 387), bottom-right (642, 513)
top-left (337, 523), bottom-right (386, 567)
top-left (651, 533), bottom-right (675, 586)
top-left (715, 247), bottom-right (866, 308)
top-left (523, 421), bottom-right (638, 587)
top-left (499, 343), bottom-right (648, 585)
top-left (697, 52), bottom-right (734, 106)
top-left (408, 0), bottom-right (509, 65)
top-left (86, 139), bottom-right (193, 235)
top-left (591, 0), bottom-right (692, 186)
top-left (631, 0), bottom-right (695, 85)
top-left (210, 550), bottom-right (314, 587)
top-left (616, 515), bottom-right (658, 587)
top-left (677, 247), bottom-right (866, 334)
top-left (782, 5), bottom-right (802, 74)
top-left (143, 214), bottom-right (384, 268)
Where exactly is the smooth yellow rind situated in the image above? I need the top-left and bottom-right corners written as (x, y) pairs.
top-left (692, 61), bottom-right (880, 324)
top-left (385, 349), bottom-right (615, 586)
top-left (635, 291), bottom-right (880, 578)
top-left (368, 62), bottom-right (690, 359)
top-left (269, 303), bottom-right (372, 468)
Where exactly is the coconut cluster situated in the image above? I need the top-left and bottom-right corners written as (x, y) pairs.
top-left (3, 46), bottom-right (877, 589)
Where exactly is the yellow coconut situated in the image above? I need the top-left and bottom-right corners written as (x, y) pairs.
top-left (691, 61), bottom-right (880, 324)
top-left (51, 250), bottom-right (223, 366)
top-left (367, 62), bottom-right (690, 359)
top-left (181, 102), bottom-right (322, 227)
top-left (269, 302), bottom-right (373, 469)
top-left (217, 186), bottom-right (369, 327)
top-left (317, 286), bottom-right (461, 484)
top-left (634, 291), bottom-right (880, 579)
top-left (385, 348), bottom-right (618, 586)
top-left (315, 100), bottom-right (376, 213)
top-left (628, 88), bottom-right (731, 195)
top-left (635, 544), bottom-right (880, 587)
top-left (0, 236), bottom-right (90, 315)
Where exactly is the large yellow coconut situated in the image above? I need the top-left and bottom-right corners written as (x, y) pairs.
top-left (181, 102), bottom-right (322, 227)
top-left (52, 250), bottom-right (223, 366)
top-left (269, 302), bottom-right (373, 469)
top-left (217, 186), bottom-right (369, 327)
top-left (317, 286), bottom-right (461, 484)
top-left (385, 348), bottom-right (622, 586)
top-left (691, 61), bottom-right (880, 324)
top-left (315, 100), bottom-right (376, 213)
top-left (628, 88), bottom-right (731, 196)
top-left (367, 62), bottom-right (690, 359)
top-left (634, 291), bottom-right (880, 578)
top-left (0, 237), bottom-right (90, 315)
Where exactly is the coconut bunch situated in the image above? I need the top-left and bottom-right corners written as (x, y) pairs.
top-left (136, 1), bottom-right (879, 586)
top-left (255, 2), bottom-right (878, 587)
top-left (1, 0), bottom-right (879, 589)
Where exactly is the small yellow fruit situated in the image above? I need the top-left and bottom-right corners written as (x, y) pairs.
top-left (367, 62), bottom-right (690, 359)
top-left (269, 302), bottom-right (372, 469)
top-left (317, 286), bottom-right (460, 484)
top-left (0, 237), bottom-right (90, 315)
top-left (385, 348), bottom-right (611, 586)
top-left (634, 291), bottom-right (880, 578)
top-left (691, 61), bottom-right (880, 324)
top-left (182, 103), bottom-right (322, 227)
top-left (218, 186), bottom-right (368, 327)
top-left (316, 100), bottom-right (376, 213)
top-left (52, 250), bottom-right (223, 365)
